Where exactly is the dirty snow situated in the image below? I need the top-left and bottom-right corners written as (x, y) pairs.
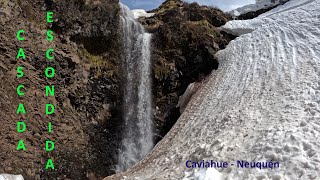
top-left (106, 0), bottom-right (320, 179)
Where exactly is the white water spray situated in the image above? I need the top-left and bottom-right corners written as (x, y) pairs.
top-left (117, 3), bottom-right (153, 172)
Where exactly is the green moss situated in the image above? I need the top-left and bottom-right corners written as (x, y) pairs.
top-left (187, 20), bottom-right (219, 37)
top-left (190, 19), bottom-right (210, 26)
top-left (1, 0), bottom-right (9, 7)
top-left (80, 49), bottom-right (117, 78)
top-left (155, 66), bottom-right (171, 80)
top-left (16, 0), bottom-right (22, 6)
top-left (155, 0), bottom-right (183, 14)
top-left (154, 59), bottom-right (175, 80)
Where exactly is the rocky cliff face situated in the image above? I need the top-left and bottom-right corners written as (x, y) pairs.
top-left (0, 0), bottom-right (121, 179)
top-left (138, 0), bottom-right (236, 140)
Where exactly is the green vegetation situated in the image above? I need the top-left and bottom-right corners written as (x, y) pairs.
top-left (155, 62), bottom-right (174, 80)
top-left (155, 0), bottom-right (183, 14)
top-left (0, 0), bottom-right (9, 8)
top-left (188, 20), bottom-right (220, 37)
top-left (80, 49), bottom-right (117, 78)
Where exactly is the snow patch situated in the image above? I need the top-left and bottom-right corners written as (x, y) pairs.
top-left (222, 18), bottom-right (266, 36)
top-left (192, 168), bottom-right (224, 180)
top-left (0, 175), bottom-right (24, 180)
top-left (131, 9), bottom-right (155, 19)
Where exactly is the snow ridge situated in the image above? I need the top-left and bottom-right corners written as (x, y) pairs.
top-left (230, 0), bottom-right (289, 16)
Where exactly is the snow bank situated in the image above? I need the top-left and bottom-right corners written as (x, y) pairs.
top-left (131, 9), bottom-right (155, 19)
top-left (230, 0), bottom-right (289, 16)
top-left (224, 0), bottom-right (318, 36)
top-left (221, 20), bottom-right (261, 36)
top-left (106, 0), bottom-right (320, 179)
top-left (0, 174), bottom-right (24, 180)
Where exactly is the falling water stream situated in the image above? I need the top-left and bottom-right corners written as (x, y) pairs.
top-left (117, 3), bottom-right (153, 172)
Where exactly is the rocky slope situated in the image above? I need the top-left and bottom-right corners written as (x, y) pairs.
top-left (0, 0), bottom-right (121, 179)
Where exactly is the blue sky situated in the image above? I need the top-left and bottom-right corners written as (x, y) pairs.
top-left (120, 0), bottom-right (256, 11)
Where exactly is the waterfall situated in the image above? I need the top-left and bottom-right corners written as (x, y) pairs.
top-left (117, 3), bottom-right (154, 172)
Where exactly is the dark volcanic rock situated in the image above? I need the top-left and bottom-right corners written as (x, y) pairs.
top-left (49, 0), bottom-right (120, 55)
